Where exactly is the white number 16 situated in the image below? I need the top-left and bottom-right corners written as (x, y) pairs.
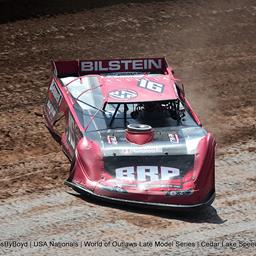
top-left (138, 79), bottom-right (164, 93)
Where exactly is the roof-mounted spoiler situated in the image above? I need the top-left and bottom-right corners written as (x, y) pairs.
top-left (52, 57), bottom-right (170, 77)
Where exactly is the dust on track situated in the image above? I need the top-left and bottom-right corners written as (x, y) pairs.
top-left (0, 0), bottom-right (255, 255)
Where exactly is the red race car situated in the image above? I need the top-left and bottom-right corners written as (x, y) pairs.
top-left (43, 57), bottom-right (216, 209)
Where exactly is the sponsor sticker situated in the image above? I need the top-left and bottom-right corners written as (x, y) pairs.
top-left (49, 81), bottom-right (62, 106)
top-left (107, 135), bottom-right (118, 145)
top-left (115, 166), bottom-right (180, 181)
top-left (108, 89), bottom-right (138, 100)
top-left (67, 112), bottom-right (76, 150)
top-left (168, 132), bottom-right (179, 143)
top-left (138, 79), bottom-right (165, 93)
top-left (120, 147), bottom-right (162, 155)
top-left (46, 100), bottom-right (57, 120)
top-left (80, 58), bottom-right (164, 73)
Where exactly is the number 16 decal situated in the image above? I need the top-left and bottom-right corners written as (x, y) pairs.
top-left (138, 79), bottom-right (164, 93)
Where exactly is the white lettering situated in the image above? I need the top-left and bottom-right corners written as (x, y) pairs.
top-left (161, 167), bottom-right (180, 180)
top-left (138, 79), bottom-right (147, 88)
top-left (98, 61), bottom-right (108, 71)
top-left (81, 61), bottom-right (93, 71)
top-left (115, 166), bottom-right (180, 181)
top-left (95, 61), bottom-right (98, 71)
top-left (120, 60), bottom-right (133, 70)
top-left (109, 61), bottom-right (121, 71)
top-left (132, 60), bottom-right (143, 70)
top-left (115, 167), bottom-right (135, 180)
top-left (144, 59), bottom-right (148, 69)
top-left (137, 166), bottom-right (159, 181)
top-left (80, 59), bottom-right (163, 73)
top-left (147, 81), bottom-right (164, 93)
top-left (148, 59), bottom-right (162, 69)
top-left (138, 79), bottom-right (164, 93)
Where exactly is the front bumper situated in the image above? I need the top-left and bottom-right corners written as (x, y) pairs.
top-left (65, 180), bottom-right (215, 210)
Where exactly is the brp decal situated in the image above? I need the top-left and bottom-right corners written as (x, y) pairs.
top-left (115, 166), bottom-right (180, 181)
top-left (49, 81), bottom-right (62, 105)
top-left (108, 89), bottom-right (138, 100)
top-left (138, 79), bottom-right (164, 93)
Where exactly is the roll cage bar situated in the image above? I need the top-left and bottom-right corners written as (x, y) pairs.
top-left (102, 100), bottom-right (183, 128)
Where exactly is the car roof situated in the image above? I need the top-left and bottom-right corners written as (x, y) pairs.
top-left (61, 73), bottom-right (178, 107)
top-left (101, 74), bottom-right (178, 103)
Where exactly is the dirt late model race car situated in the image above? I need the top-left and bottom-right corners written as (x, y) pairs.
top-left (43, 57), bottom-right (216, 209)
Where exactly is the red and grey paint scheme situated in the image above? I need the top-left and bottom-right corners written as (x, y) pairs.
top-left (44, 57), bottom-right (216, 209)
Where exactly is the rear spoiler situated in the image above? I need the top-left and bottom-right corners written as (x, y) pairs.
top-left (52, 57), bottom-right (169, 77)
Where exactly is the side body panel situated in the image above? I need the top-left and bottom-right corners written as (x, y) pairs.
top-left (43, 77), bottom-right (83, 161)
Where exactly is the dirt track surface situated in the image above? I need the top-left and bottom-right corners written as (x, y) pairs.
top-left (0, 0), bottom-right (255, 255)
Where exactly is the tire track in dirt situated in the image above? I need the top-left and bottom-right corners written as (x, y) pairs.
top-left (0, 152), bottom-right (68, 199)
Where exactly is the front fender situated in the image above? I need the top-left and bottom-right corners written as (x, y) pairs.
top-left (70, 138), bottom-right (104, 190)
top-left (193, 133), bottom-right (216, 200)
